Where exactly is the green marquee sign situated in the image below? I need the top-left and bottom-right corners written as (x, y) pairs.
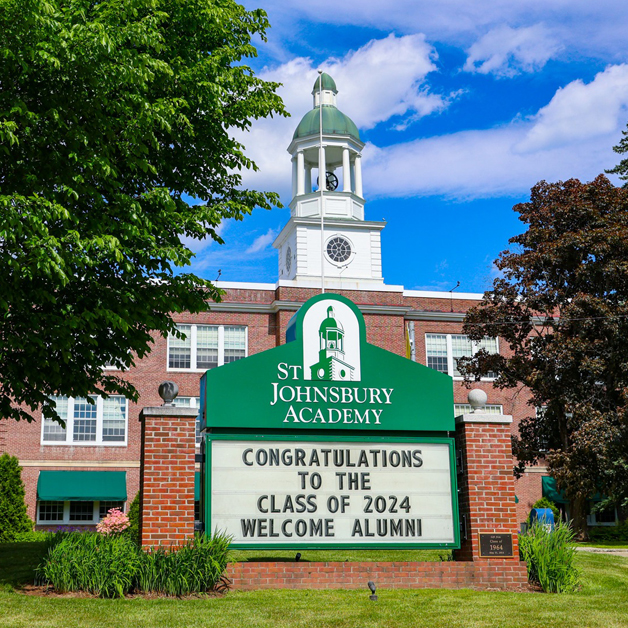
top-left (199, 294), bottom-right (459, 549)
top-left (200, 293), bottom-right (454, 433)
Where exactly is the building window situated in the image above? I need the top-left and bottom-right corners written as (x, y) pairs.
top-left (426, 334), bottom-right (498, 379)
top-left (37, 500), bottom-right (125, 525)
top-left (454, 404), bottom-right (503, 416)
top-left (99, 501), bottom-right (125, 519)
top-left (42, 396), bottom-right (128, 446)
top-left (172, 396), bottom-right (202, 445)
top-left (168, 325), bottom-right (247, 371)
top-left (70, 501), bottom-right (94, 521)
top-left (587, 504), bottom-right (618, 526)
top-left (38, 501), bottom-right (64, 522)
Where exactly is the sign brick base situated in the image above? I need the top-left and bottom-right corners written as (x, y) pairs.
top-left (227, 560), bottom-right (530, 591)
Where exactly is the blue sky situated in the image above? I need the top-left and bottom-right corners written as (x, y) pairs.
top-left (187, 0), bottom-right (628, 293)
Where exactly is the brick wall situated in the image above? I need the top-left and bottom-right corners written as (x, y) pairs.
top-left (227, 560), bottom-right (530, 591)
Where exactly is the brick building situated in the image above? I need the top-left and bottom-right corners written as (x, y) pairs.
top-left (2, 73), bottom-right (614, 533)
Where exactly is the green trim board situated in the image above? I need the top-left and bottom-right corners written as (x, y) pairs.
top-left (195, 471), bottom-right (200, 501)
top-left (204, 432), bottom-right (460, 550)
top-left (37, 471), bottom-right (127, 501)
top-left (200, 294), bottom-right (454, 434)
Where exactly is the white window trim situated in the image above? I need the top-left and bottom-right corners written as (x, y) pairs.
top-left (36, 500), bottom-right (125, 525)
top-left (173, 396), bottom-right (202, 447)
top-left (41, 396), bottom-right (128, 447)
top-left (167, 324), bottom-right (248, 372)
top-left (454, 404), bottom-right (503, 415)
top-left (587, 506), bottom-right (618, 527)
top-left (426, 333), bottom-right (499, 381)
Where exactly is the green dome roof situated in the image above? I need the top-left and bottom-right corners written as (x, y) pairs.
top-left (319, 306), bottom-right (344, 333)
top-left (312, 72), bottom-right (337, 94)
top-left (293, 106), bottom-right (360, 141)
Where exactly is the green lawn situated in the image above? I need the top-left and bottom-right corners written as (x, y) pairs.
top-left (577, 541), bottom-right (628, 549)
top-left (1, 543), bottom-right (628, 628)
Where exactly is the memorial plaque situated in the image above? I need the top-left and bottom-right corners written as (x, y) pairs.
top-left (479, 533), bottom-right (514, 557)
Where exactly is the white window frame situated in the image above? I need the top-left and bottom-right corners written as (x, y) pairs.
top-left (587, 504), bottom-right (618, 527)
top-left (454, 404), bottom-right (503, 416)
top-left (172, 396), bottom-right (202, 446)
top-left (167, 324), bottom-right (248, 372)
top-left (41, 396), bottom-right (128, 447)
top-left (36, 500), bottom-right (125, 525)
top-left (425, 333), bottom-right (499, 381)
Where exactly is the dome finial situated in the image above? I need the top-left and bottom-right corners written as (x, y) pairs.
top-left (312, 72), bottom-right (337, 96)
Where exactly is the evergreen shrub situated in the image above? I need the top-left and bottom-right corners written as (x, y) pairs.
top-left (127, 492), bottom-right (140, 546)
top-left (0, 453), bottom-right (33, 542)
top-left (588, 520), bottom-right (628, 542)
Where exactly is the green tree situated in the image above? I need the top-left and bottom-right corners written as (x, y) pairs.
top-left (0, 0), bottom-right (286, 423)
top-left (460, 175), bottom-right (628, 535)
top-left (0, 453), bottom-right (32, 541)
top-left (606, 127), bottom-right (628, 185)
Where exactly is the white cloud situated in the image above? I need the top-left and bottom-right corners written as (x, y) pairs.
top-left (251, 0), bottom-right (628, 61)
top-left (516, 64), bottom-right (628, 153)
top-left (245, 228), bottom-right (278, 254)
top-left (363, 121), bottom-right (618, 201)
top-left (237, 34), bottom-right (452, 196)
top-left (323, 34), bottom-right (444, 130)
top-left (361, 64), bottom-right (628, 199)
top-left (464, 24), bottom-right (561, 77)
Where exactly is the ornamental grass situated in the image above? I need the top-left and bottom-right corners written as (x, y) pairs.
top-left (136, 533), bottom-right (231, 596)
top-left (519, 521), bottom-right (581, 593)
top-left (35, 531), bottom-right (231, 598)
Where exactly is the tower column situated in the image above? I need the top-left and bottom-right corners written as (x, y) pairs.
top-left (297, 151), bottom-right (305, 196)
top-left (291, 156), bottom-right (297, 198)
top-left (342, 147), bottom-right (351, 192)
top-left (318, 145), bottom-right (326, 192)
top-left (354, 154), bottom-right (363, 198)
top-left (305, 166), bottom-right (312, 194)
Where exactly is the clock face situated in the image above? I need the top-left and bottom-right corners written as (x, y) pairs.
top-left (326, 236), bottom-right (352, 263)
top-left (285, 246), bottom-right (292, 274)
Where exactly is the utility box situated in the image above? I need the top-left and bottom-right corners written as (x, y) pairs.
top-left (530, 508), bottom-right (555, 531)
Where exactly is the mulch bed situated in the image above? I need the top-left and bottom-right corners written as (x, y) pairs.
top-left (16, 584), bottom-right (226, 599)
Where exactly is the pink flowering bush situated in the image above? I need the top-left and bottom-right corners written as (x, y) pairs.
top-left (96, 508), bottom-right (130, 536)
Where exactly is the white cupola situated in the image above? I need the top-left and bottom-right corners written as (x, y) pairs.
top-left (273, 73), bottom-right (386, 289)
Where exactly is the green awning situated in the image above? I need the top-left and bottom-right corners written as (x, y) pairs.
top-left (37, 471), bottom-right (127, 501)
top-left (542, 476), bottom-right (568, 504)
top-left (195, 471), bottom-right (200, 501)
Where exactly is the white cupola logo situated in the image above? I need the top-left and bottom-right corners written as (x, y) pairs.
top-left (302, 299), bottom-right (361, 381)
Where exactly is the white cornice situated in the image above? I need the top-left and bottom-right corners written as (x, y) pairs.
top-left (403, 289), bottom-right (484, 300)
top-left (214, 280), bottom-right (276, 291)
top-left (406, 311), bottom-right (467, 322)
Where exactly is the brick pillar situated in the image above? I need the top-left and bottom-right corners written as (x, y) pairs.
top-left (454, 413), bottom-right (521, 562)
top-left (139, 405), bottom-right (198, 548)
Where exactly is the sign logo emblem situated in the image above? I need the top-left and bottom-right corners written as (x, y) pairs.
top-left (302, 300), bottom-right (361, 381)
